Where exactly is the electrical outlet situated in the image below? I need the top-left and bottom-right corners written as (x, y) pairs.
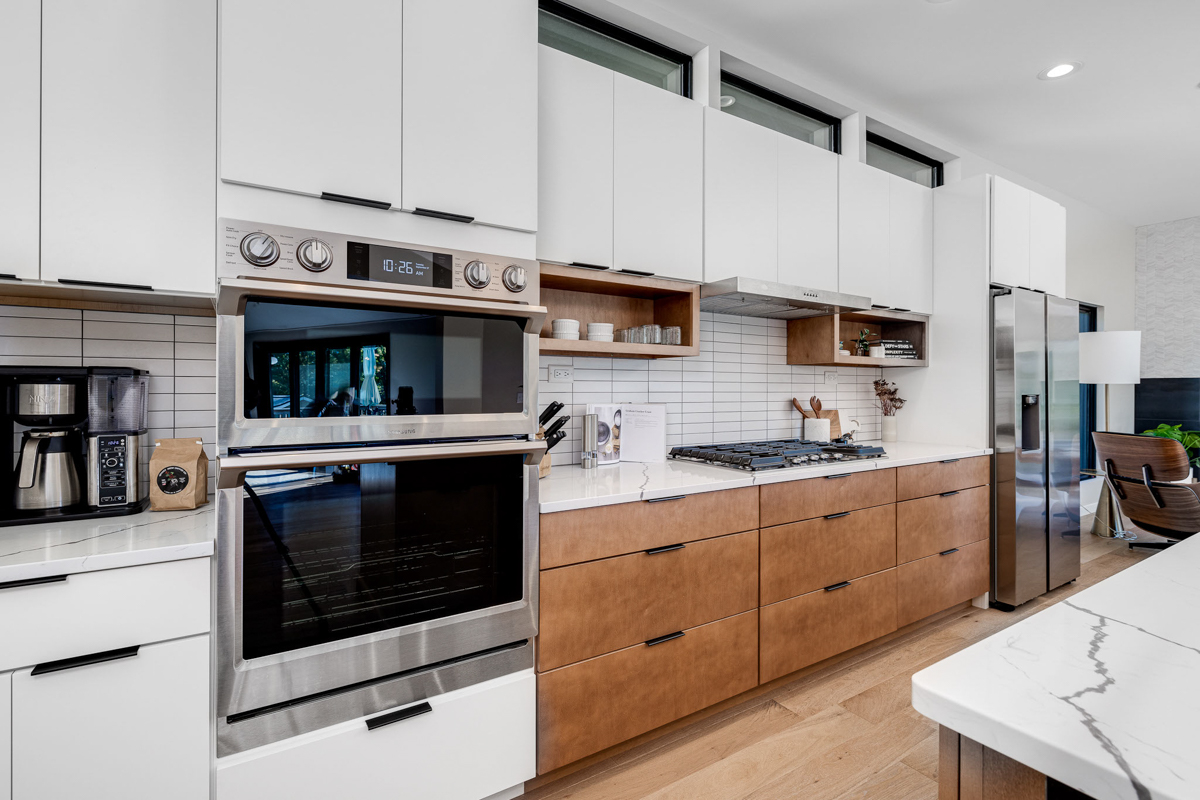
top-left (823, 370), bottom-right (838, 387)
top-left (551, 366), bottom-right (574, 382)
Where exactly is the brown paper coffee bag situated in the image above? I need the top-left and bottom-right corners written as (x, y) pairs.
top-left (149, 438), bottom-right (208, 511)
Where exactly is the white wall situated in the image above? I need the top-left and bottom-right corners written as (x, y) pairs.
top-left (1135, 215), bottom-right (1200, 379)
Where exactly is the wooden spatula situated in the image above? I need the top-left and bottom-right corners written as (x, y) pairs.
top-left (792, 397), bottom-right (812, 418)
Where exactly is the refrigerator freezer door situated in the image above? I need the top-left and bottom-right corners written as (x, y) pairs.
top-left (1046, 295), bottom-right (1081, 590)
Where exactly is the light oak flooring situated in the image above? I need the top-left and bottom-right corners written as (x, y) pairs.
top-left (525, 525), bottom-right (1160, 800)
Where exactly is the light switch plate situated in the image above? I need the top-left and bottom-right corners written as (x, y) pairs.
top-left (551, 366), bottom-right (574, 382)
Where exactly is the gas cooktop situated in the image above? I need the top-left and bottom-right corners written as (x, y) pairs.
top-left (669, 439), bottom-right (888, 472)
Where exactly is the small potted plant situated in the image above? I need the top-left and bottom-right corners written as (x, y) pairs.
top-left (874, 379), bottom-right (905, 442)
top-left (855, 328), bottom-right (877, 357)
top-left (1142, 424), bottom-right (1200, 479)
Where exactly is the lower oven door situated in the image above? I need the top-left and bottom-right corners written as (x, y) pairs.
top-left (215, 438), bottom-right (541, 722)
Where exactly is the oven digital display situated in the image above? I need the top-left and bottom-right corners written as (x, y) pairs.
top-left (346, 241), bottom-right (453, 288)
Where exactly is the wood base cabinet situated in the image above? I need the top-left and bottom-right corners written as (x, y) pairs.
top-left (536, 610), bottom-right (759, 774)
top-left (938, 726), bottom-right (1073, 800)
top-left (896, 485), bottom-right (990, 564)
top-left (898, 539), bottom-right (990, 628)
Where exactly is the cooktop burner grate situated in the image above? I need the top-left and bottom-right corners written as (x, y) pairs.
top-left (669, 439), bottom-right (887, 471)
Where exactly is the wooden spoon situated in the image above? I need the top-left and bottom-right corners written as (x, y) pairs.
top-left (811, 396), bottom-right (823, 416)
top-left (792, 397), bottom-right (811, 418)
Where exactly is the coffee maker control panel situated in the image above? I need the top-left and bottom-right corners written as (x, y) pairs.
top-left (89, 435), bottom-right (139, 507)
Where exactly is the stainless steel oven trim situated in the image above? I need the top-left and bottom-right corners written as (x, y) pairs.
top-left (215, 442), bottom-right (542, 719)
top-left (216, 278), bottom-right (547, 454)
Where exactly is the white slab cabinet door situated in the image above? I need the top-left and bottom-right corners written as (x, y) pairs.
top-left (887, 176), bottom-right (934, 313)
top-left (537, 46), bottom-right (615, 268)
top-left (12, 635), bottom-right (209, 800)
top-left (614, 74), bottom-right (703, 281)
top-left (1, 671), bottom-right (9, 800)
top-left (704, 109), bottom-right (778, 283)
top-left (991, 176), bottom-right (1031, 289)
top-left (1029, 191), bottom-right (1067, 298)
top-left (402, 0), bottom-right (537, 231)
top-left (778, 135), bottom-right (839, 293)
top-left (221, 0), bottom-right (404, 207)
top-left (838, 160), bottom-right (891, 303)
top-left (41, 0), bottom-right (216, 295)
top-left (0, 0), bottom-right (40, 281)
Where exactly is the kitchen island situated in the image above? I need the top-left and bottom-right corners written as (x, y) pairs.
top-left (913, 533), bottom-right (1199, 800)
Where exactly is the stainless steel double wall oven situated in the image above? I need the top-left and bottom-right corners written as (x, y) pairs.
top-left (215, 219), bottom-right (545, 755)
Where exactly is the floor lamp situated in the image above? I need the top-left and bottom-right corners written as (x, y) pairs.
top-left (1079, 330), bottom-right (1141, 539)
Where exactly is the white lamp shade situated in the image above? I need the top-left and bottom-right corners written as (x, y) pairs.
top-left (1079, 331), bottom-right (1141, 385)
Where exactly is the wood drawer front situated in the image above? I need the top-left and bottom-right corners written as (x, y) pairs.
top-left (759, 469), bottom-right (895, 528)
top-left (897, 485), bottom-right (990, 564)
top-left (538, 530), bottom-right (758, 671)
top-left (540, 487), bottom-right (759, 569)
top-left (760, 505), bottom-right (896, 605)
top-left (759, 569), bottom-right (897, 683)
top-left (536, 609), bottom-right (758, 774)
top-left (897, 539), bottom-right (990, 628)
top-left (0, 558), bottom-right (211, 673)
top-left (897, 456), bottom-right (990, 501)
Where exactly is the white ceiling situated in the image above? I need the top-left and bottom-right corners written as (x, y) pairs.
top-left (650, 0), bottom-right (1200, 227)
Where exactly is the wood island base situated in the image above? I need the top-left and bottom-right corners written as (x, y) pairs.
top-left (938, 726), bottom-right (1095, 800)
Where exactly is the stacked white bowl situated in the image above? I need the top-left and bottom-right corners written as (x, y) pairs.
top-left (587, 323), bottom-right (614, 342)
top-left (550, 319), bottom-right (580, 340)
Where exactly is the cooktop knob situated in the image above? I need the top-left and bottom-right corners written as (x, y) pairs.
top-left (240, 232), bottom-right (280, 266)
top-left (463, 260), bottom-right (491, 289)
top-left (502, 264), bottom-right (527, 293)
top-left (296, 238), bottom-right (333, 272)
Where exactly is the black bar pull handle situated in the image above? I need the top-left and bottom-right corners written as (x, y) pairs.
top-left (32, 645), bottom-right (139, 676)
top-left (941, 459), bottom-right (961, 464)
top-left (366, 701), bottom-right (432, 731)
top-left (645, 631), bottom-right (685, 647)
top-left (645, 543), bottom-right (686, 555)
top-left (0, 273), bottom-right (21, 281)
top-left (0, 574), bottom-right (67, 592)
top-left (940, 490), bottom-right (960, 497)
top-left (646, 495), bottom-right (686, 504)
top-left (412, 207), bottom-right (474, 224)
top-left (825, 473), bottom-right (852, 480)
top-left (824, 581), bottom-right (852, 592)
top-left (824, 511), bottom-right (851, 520)
top-left (616, 268), bottom-right (655, 277)
top-left (567, 261), bottom-right (610, 271)
top-left (939, 548), bottom-right (960, 556)
top-left (58, 278), bottom-right (153, 292)
top-left (320, 192), bottom-right (392, 210)
top-left (891, 307), bottom-right (912, 313)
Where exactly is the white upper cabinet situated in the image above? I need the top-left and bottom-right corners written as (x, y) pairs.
top-left (837, 159), bottom-right (890, 302)
top-left (704, 109), bottom-right (779, 283)
top-left (990, 176), bottom-right (1032, 289)
top-left (0, 0), bottom-right (40, 281)
top-left (537, 46), bottom-right (615, 268)
top-left (41, 0), bottom-right (215, 294)
top-left (613, 73), bottom-right (703, 281)
top-left (1029, 190), bottom-right (1067, 297)
top-left (402, 0), bottom-right (537, 231)
top-left (777, 134), bottom-right (839, 293)
top-left (888, 176), bottom-right (934, 313)
top-left (221, 0), bottom-right (404, 206)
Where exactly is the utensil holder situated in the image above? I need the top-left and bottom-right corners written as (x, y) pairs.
top-left (803, 417), bottom-right (832, 442)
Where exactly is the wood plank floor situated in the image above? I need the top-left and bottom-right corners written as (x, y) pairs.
top-left (524, 526), bottom-right (1159, 800)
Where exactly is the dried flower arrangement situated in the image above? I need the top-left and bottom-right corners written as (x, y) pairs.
top-left (873, 379), bottom-right (905, 417)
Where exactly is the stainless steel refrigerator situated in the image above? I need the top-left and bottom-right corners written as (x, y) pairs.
top-left (992, 288), bottom-right (1081, 609)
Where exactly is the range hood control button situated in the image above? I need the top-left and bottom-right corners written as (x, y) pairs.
top-left (464, 260), bottom-right (491, 289)
top-left (502, 265), bottom-right (527, 293)
top-left (296, 238), bottom-right (333, 272)
top-left (240, 232), bottom-right (280, 266)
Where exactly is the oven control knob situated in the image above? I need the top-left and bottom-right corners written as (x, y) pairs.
top-left (463, 260), bottom-right (491, 289)
top-left (296, 238), bottom-right (333, 272)
top-left (240, 232), bottom-right (280, 266)
top-left (502, 265), bottom-right (527, 293)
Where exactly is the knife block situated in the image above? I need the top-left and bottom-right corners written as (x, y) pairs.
top-left (536, 427), bottom-right (552, 479)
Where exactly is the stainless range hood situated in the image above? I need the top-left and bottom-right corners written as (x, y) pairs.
top-left (699, 277), bottom-right (871, 320)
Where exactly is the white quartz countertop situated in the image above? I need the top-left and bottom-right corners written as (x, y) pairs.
top-left (0, 505), bottom-right (215, 584)
top-left (538, 440), bottom-right (991, 513)
top-left (912, 535), bottom-right (1200, 800)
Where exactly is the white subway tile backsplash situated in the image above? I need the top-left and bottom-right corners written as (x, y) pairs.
top-left (82, 339), bottom-right (174, 359)
top-left (0, 336), bottom-right (82, 357)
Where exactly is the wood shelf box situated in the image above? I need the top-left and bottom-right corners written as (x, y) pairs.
top-left (538, 264), bottom-right (700, 359)
top-left (786, 309), bottom-right (928, 368)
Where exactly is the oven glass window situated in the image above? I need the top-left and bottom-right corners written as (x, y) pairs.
top-left (243, 298), bottom-right (526, 420)
top-left (240, 453), bottom-right (526, 660)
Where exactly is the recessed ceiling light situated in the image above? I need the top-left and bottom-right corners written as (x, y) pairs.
top-left (720, 95), bottom-right (736, 108)
top-left (1038, 62), bottom-right (1082, 80)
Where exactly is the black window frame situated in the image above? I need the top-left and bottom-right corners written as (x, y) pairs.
top-left (539, 0), bottom-right (693, 98)
top-left (720, 70), bottom-right (842, 154)
top-left (865, 131), bottom-right (945, 188)
top-left (254, 335), bottom-right (390, 420)
top-left (1079, 304), bottom-right (1099, 477)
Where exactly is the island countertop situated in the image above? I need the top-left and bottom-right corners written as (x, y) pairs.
top-left (912, 534), bottom-right (1200, 800)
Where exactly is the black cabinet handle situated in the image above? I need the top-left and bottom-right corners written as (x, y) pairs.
top-left (567, 261), bottom-right (610, 271)
top-left (824, 581), bottom-right (852, 592)
top-left (0, 574), bottom-right (67, 592)
top-left (645, 631), bottom-right (685, 647)
top-left (616, 268), bottom-right (654, 277)
top-left (940, 490), bottom-right (960, 497)
top-left (0, 273), bottom-right (21, 281)
top-left (825, 474), bottom-right (852, 480)
top-left (366, 701), bottom-right (432, 731)
top-left (32, 645), bottom-right (139, 676)
top-left (941, 459), bottom-right (961, 464)
top-left (939, 548), bottom-right (960, 556)
top-left (646, 543), bottom-right (686, 555)
top-left (412, 207), bottom-right (474, 224)
top-left (320, 191), bottom-right (391, 210)
top-left (891, 307), bottom-right (912, 313)
top-left (58, 278), bottom-right (152, 292)
top-left (646, 495), bottom-right (686, 504)
top-left (824, 511), bottom-right (851, 520)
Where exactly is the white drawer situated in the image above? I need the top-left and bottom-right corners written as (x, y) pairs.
top-left (0, 558), bottom-right (210, 672)
top-left (217, 670), bottom-right (535, 800)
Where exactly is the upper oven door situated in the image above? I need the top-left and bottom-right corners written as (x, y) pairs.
top-left (217, 278), bottom-right (546, 453)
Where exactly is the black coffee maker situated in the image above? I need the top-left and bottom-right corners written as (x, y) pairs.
top-left (1, 366), bottom-right (149, 526)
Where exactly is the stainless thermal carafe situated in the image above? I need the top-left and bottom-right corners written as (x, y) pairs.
top-left (581, 414), bottom-right (599, 469)
top-left (14, 429), bottom-right (82, 510)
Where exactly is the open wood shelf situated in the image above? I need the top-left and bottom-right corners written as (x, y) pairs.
top-left (787, 308), bottom-right (929, 368)
top-left (538, 263), bottom-right (700, 359)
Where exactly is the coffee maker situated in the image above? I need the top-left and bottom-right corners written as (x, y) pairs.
top-left (1, 366), bottom-right (149, 526)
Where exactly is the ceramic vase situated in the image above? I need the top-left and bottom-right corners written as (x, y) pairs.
top-left (882, 415), bottom-right (898, 442)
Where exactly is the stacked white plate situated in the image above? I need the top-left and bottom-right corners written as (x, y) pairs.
top-left (587, 322), bottom-right (614, 342)
top-left (551, 319), bottom-right (580, 340)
